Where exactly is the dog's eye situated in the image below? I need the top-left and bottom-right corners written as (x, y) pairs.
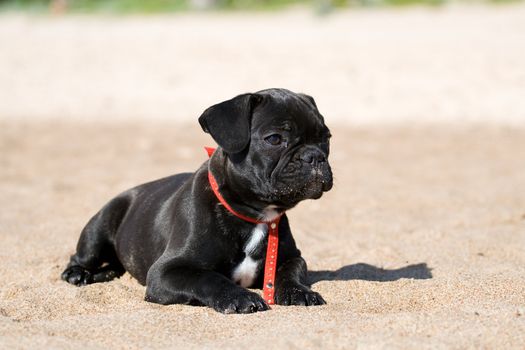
top-left (265, 134), bottom-right (283, 146)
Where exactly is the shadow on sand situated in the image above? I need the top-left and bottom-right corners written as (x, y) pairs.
top-left (308, 263), bottom-right (432, 285)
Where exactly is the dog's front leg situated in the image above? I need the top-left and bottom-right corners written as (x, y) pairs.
top-left (274, 256), bottom-right (326, 306)
top-left (145, 264), bottom-right (269, 314)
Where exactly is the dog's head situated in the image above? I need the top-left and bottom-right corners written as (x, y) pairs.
top-left (199, 88), bottom-right (332, 210)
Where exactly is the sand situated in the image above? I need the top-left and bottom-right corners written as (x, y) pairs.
top-left (1, 121), bottom-right (524, 348)
top-left (1, 4), bottom-right (525, 349)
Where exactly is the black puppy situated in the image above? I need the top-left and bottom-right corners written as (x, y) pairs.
top-left (61, 88), bottom-right (333, 314)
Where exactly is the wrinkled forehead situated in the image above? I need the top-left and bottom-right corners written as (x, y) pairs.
top-left (251, 94), bottom-right (327, 136)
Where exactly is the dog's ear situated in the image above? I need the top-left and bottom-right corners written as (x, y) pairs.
top-left (199, 93), bottom-right (260, 154)
top-left (299, 93), bottom-right (317, 108)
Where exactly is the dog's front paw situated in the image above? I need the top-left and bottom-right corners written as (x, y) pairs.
top-left (275, 282), bottom-right (326, 306)
top-left (61, 265), bottom-right (93, 286)
top-left (212, 290), bottom-right (269, 314)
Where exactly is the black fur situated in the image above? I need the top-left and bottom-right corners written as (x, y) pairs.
top-left (61, 88), bottom-right (332, 314)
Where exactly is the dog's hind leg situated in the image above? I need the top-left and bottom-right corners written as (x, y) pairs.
top-left (61, 196), bottom-right (129, 286)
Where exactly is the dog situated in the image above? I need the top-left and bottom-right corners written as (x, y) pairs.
top-left (61, 88), bottom-right (333, 314)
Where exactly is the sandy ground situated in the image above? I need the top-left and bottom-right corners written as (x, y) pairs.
top-left (1, 4), bottom-right (525, 350)
top-left (1, 121), bottom-right (524, 348)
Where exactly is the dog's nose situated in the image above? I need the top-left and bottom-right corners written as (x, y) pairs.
top-left (300, 148), bottom-right (326, 166)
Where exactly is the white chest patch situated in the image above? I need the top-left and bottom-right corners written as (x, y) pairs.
top-left (232, 223), bottom-right (267, 287)
top-left (261, 206), bottom-right (280, 222)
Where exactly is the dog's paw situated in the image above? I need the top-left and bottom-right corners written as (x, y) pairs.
top-left (61, 265), bottom-right (93, 286)
top-left (275, 283), bottom-right (326, 306)
top-left (212, 290), bottom-right (269, 314)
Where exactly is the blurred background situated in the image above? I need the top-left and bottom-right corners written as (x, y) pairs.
top-left (0, 0), bottom-right (524, 124)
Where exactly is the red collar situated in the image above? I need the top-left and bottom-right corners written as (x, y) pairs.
top-left (206, 147), bottom-right (281, 305)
